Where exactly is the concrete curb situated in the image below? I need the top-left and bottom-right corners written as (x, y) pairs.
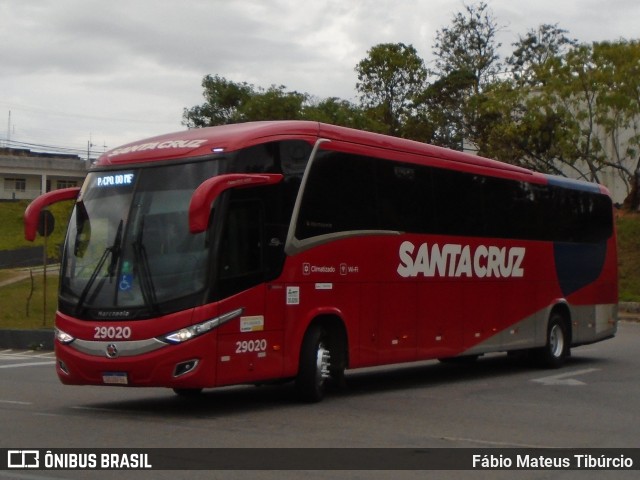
top-left (0, 329), bottom-right (54, 350)
top-left (620, 301), bottom-right (640, 314)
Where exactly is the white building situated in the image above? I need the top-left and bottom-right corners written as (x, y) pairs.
top-left (0, 148), bottom-right (88, 200)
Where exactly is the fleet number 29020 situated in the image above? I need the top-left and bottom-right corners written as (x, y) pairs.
top-left (235, 339), bottom-right (267, 353)
top-left (94, 326), bottom-right (132, 340)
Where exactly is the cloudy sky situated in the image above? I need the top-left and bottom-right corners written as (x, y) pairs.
top-left (1, 0), bottom-right (638, 158)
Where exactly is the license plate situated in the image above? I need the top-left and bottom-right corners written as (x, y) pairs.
top-left (102, 372), bottom-right (128, 385)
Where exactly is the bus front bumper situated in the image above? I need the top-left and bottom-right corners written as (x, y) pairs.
top-left (54, 332), bottom-right (217, 389)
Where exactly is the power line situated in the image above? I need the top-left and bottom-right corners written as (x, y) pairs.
top-left (0, 100), bottom-right (174, 125)
top-left (0, 138), bottom-right (96, 157)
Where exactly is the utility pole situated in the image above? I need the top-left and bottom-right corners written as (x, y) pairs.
top-left (87, 133), bottom-right (95, 167)
top-left (87, 134), bottom-right (93, 161)
top-left (5, 110), bottom-right (10, 147)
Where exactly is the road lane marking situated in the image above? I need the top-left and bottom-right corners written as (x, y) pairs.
top-left (0, 361), bottom-right (55, 369)
top-left (531, 368), bottom-right (600, 386)
top-left (0, 356), bottom-right (49, 361)
top-left (0, 352), bottom-right (55, 360)
top-left (442, 436), bottom-right (548, 448)
top-left (71, 406), bottom-right (117, 413)
top-left (0, 399), bottom-right (32, 405)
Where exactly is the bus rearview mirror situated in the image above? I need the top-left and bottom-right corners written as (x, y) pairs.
top-left (24, 187), bottom-right (81, 241)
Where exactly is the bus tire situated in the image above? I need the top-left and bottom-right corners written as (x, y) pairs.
top-left (296, 325), bottom-right (331, 403)
top-left (537, 313), bottom-right (570, 368)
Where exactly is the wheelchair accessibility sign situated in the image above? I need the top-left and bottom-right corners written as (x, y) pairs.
top-left (119, 274), bottom-right (133, 292)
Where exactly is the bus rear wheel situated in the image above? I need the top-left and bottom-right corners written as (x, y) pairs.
top-left (537, 313), bottom-right (570, 368)
top-left (296, 325), bottom-right (331, 403)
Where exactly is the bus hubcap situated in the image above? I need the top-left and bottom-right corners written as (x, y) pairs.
top-left (316, 343), bottom-right (331, 382)
top-left (549, 324), bottom-right (564, 358)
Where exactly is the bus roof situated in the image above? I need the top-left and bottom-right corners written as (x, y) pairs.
top-left (97, 120), bottom-right (538, 180)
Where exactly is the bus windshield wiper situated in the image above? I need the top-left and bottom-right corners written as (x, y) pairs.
top-left (132, 217), bottom-right (159, 315)
top-left (75, 220), bottom-right (123, 315)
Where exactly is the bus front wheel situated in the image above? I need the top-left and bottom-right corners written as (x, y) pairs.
top-left (296, 325), bottom-right (331, 403)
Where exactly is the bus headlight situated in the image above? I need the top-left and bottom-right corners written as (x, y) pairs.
top-left (161, 308), bottom-right (244, 344)
top-left (55, 328), bottom-right (75, 344)
top-left (164, 327), bottom-right (197, 344)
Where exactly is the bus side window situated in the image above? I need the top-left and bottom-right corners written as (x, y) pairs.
top-left (296, 152), bottom-right (377, 239)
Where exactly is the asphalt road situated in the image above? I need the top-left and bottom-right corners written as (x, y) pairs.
top-left (1, 322), bottom-right (639, 480)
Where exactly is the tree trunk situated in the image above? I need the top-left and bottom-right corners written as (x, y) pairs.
top-left (623, 164), bottom-right (640, 211)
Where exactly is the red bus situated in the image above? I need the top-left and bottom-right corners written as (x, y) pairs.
top-left (25, 121), bottom-right (618, 402)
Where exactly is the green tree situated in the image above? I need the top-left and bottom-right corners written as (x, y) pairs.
top-left (472, 77), bottom-right (572, 174)
top-left (410, 69), bottom-right (477, 149)
top-left (429, 2), bottom-right (503, 149)
top-left (183, 74), bottom-right (252, 127)
top-left (476, 39), bottom-right (640, 208)
top-left (183, 76), bottom-right (308, 126)
top-left (432, 1), bottom-right (502, 95)
top-left (302, 97), bottom-right (380, 131)
top-left (507, 24), bottom-right (577, 87)
top-left (554, 44), bottom-right (609, 183)
top-left (355, 43), bottom-right (428, 136)
top-left (241, 84), bottom-right (307, 121)
top-left (592, 40), bottom-right (640, 208)
top-left (183, 75), bottom-right (376, 131)
top-left (476, 24), bottom-right (578, 173)
top-left (473, 43), bottom-right (600, 179)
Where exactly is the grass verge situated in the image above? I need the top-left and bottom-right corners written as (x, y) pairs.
top-left (0, 269), bottom-right (59, 329)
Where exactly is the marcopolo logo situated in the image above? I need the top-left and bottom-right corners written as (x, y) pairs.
top-left (397, 241), bottom-right (526, 279)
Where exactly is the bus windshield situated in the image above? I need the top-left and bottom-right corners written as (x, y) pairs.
top-left (60, 160), bottom-right (222, 319)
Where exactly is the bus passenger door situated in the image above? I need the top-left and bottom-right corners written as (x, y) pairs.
top-left (214, 194), bottom-right (284, 386)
